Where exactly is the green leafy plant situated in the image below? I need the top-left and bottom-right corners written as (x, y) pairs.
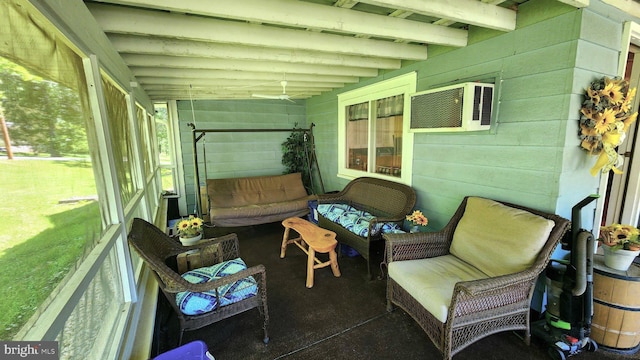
top-left (281, 124), bottom-right (312, 192)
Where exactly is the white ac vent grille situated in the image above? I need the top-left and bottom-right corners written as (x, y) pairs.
top-left (410, 82), bottom-right (493, 132)
top-left (411, 87), bottom-right (463, 129)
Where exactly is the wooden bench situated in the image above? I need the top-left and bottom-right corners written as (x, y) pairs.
top-left (280, 217), bottom-right (340, 288)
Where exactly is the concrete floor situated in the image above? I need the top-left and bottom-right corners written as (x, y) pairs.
top-left (152, 222), bottom-right (639, 360)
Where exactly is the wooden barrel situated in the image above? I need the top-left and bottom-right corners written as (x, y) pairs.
top-left (591, 255), bottom-right (640, 353)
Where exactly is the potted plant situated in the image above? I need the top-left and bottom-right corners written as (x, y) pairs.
top-left (175, 215), bottom-right (204, 246)
top-left (406, 210), bottom-right (428, 233)
top-left (599, 223), bottom-right (640, 271)
top-left (282, 124), bottom-right (313, 193)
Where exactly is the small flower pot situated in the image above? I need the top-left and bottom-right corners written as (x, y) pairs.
top-left (603, 245), bottom-right (640, 271)
top-left (179, 233), bottom-right (202, 246)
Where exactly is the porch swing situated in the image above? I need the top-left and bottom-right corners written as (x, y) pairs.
top-left (187, 122), bottom-right (324, 226)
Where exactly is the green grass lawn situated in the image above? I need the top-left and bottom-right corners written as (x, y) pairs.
top-left (0, 158), bottom-right (101, 340)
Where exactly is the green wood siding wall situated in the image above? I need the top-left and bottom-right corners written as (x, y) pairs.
top-left (307, 0), bottom-right (626, 230)
top-left (174, 0), bottom-right (639, 231)
top-left (176, 99), bottom-right (307, 214)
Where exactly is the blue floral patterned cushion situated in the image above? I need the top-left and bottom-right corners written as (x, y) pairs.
top-left (318, 203), bottom-right (403, 237)
top-left (176, 258), bottom-right (257, 315)
top-left (317, 203), bottom-right (352, 222)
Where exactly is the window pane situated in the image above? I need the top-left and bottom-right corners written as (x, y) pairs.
top-left (154, 103), bottom-right (175, 193)
top-left (0, 57), bottom-right (102, 340)
top-left (346, 102), bottom-right (369, 172)
top-left (101, 76), bottom-right (138, 205)
top-left (136, 106), bottom-right (152, 180)
top-left (55, 248), bottom-right (124, 359)
top-left (375, 95), bottom-right (403, 178)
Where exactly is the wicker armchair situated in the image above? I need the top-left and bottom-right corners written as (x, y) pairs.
top-left (317, 177), bottom-right (416, 279)
top-left (383, 197), bottom-right (569, 359)
top-left (128, 218), bottom-right (269, 345)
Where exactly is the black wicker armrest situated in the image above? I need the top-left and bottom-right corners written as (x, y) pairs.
top-left (316, 193), bottom-right (350, 204)
top-left (177, 233), bottom-right (240, 261)
top-left (383, 231), bottom-right (450, 262)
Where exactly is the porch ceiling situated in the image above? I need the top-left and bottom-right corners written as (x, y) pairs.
top-left (83, 0), bottom-right (588, 101)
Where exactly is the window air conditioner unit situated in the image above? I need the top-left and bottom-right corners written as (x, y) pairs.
top-left (410, 82), bottom-right (494, 132)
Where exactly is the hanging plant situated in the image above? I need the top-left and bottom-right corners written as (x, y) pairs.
top-left (579, 76), bottom-right (638, 176)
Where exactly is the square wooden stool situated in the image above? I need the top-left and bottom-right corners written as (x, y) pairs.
top-left (280, 217), bottom-right (341, 288)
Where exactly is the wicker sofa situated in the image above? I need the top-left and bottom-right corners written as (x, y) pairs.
top-left (317, 177), bottom-right (416, 279)
top-left (383, 196), bottom-right (570, 359)
top-left (206, 173), bottom-right (315, 227)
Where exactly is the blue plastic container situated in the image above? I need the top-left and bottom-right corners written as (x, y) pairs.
top-left (341, 244), bottom-right (360, 257)
top-left (307, 200), bottom-right (318, 224)
top-left (154, 340), bottom-right (214, 360)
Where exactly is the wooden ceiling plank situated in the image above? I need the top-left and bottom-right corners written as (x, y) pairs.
top-left (122, 54), bottom-right (379, 77)
top-left (144, 90), bottom-right (321, 99)
top-left (137, 77), bottom-right (344, 89)
top-left (358, 0), bottom-right (516, 31)
top-left (556, 0), bottom-right (589, 7)
top-left (86, 3), bottom-right (430, 60)
top-left (129, 68), bottom-right (360, 84)
top-left (108, 34), bottom-right (401, 69)
top-left (143, 84), bottom-right (333, 92)
top-left (88, 0), bottom-right (467, 46)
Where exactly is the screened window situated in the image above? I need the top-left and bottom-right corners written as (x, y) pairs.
top-left (338, 73), bottom-right (416, 184)
top-left (101, 76), bottom-right (139, 205)
top-left (136, 105), bottom-right (153, 181)
top-left (1, 2), bottom-right (140, 358)
top-left (154, 103), bottom-right (177, 194)
top-left (0, 56), bottom-right (102, 340)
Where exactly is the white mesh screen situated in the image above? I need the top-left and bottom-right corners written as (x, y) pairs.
top-left (410, 87), bottom-right (464, 129)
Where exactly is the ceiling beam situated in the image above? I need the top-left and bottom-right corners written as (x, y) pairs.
top-left (557, 0), bottom-right (589, 7)
top-left (129, 68), bottom-right (359, 84)
top-left (122, 54), bottom-right (379, 78)
top-left (89, 0), bottom-right (467, 46)
top-left (108, 34), bottom-right (401, 70)
top-left (142, 84), bottom-right (332, 92)
top-left (144, 91), bottom-right (321, 100)
top-left (137, 77), bottom-right (343, 89)
top-left (86, 3), bottom-right (429, 60)
top-left (357, 0), bottom-right (517, 31)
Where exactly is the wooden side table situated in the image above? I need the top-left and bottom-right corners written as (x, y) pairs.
top-left (591, 254), bottom-right (640, 354)
top-left (281, 217), bottom-right (341, 288)
top-left (176, 242), bottom-right (222, 274)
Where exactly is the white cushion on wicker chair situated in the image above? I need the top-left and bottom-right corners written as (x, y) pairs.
top-left (450, 197), bottom-right (555, 278)
top-left (387, 254), bottom-right (489, 323)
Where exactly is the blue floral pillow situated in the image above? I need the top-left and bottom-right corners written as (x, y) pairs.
top-left (317, 203), bottom-right (353, 222)
top-left (176, 257), bottom-right (257, 315)
top-left (318, 203), bottom-right (403, 237)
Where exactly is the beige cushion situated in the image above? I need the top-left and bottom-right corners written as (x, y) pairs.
top-left (207, 173), bottom-right (309, 207)
top-left (450, 197), bottom-right (555, 277)
top-left (388, 255), bottom-right (489, 323)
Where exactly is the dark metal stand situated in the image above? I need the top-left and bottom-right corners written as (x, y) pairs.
top-left (187, 123), bottom-right (324, 217)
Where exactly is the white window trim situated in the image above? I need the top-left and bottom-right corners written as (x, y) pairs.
top-left (337, 72), bottom-right (416, 185)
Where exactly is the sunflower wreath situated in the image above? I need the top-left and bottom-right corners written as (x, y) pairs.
top-left (579, 76), bottom-right (638, 176)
